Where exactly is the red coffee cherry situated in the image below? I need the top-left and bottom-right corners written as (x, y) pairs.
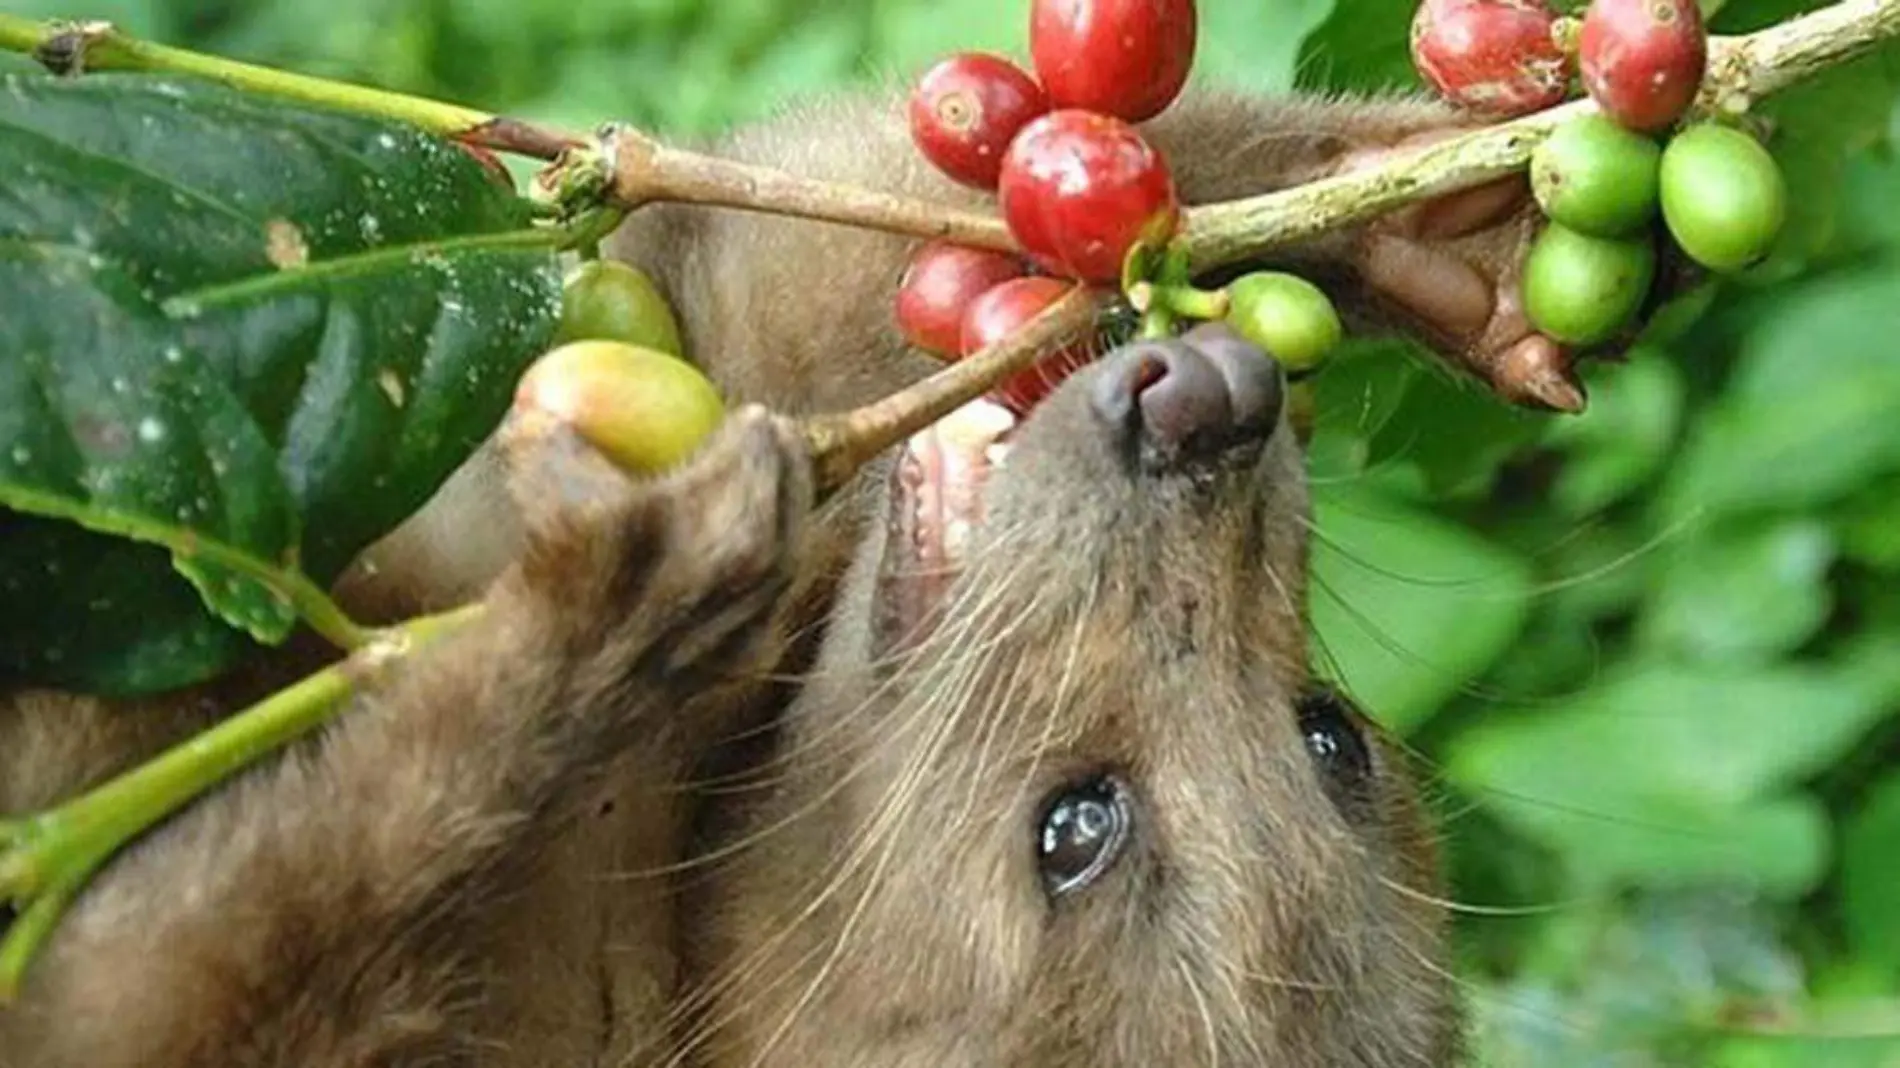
top-left (957, 276), bottom-right (1097, 415)
top-left (1029, 0), bottom-right (1199, 123)
top-left (1409, 0), bottom-right (1571, 117)
top-left (909, 52), bottom-right (1050, 189)
top-left (996, 109), bottom-right (1181, 284)
top-left (1578, 0), bottom-right (1708, 132)
top-left (894, 241), bottom-right (1029, 357)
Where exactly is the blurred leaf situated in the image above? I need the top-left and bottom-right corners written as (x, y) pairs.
top-left (1445, 660), bottom-right (1893, 894)
top-left (1662, 259), bottom-right (1900, 517)
top-left (867, 0), bottom-right (1027, 78)
top-left (1303, 339), bottom-right (1427, 485)
top-left (1482, 786), bottom-right (1831, 898)
top-left (739, 10), bottom-right (867, 103)
top-left (1751, 44), bottom-right (1900, 276)
top-left (4, 0), bottom-right (173, 36)
top-left (1545, 348), bottom-right (1686, 517)
top-left (0, 73), bottom-right (559, 695)
top-left (1367, 357), bottom-right (1552, 502)
top-left (1831, 146), bottom-right (1900, 260)
top-left (1291, 0), bottom-right (1420, 95)
top-left (1472, 892), bottom-right (1809, 1067)
top-left (1634, 517), bottom-right (1836, 665)
top-left (1515, 510), bottom-right (1661, 625)
top-left (1451, 662), bottom-right (1889, 812)
top-left (1308, 482), bottom-right (1533, 734)
top-left (1701, 0), bottom-right (1900, 275)
top-left (1468, 610), bottom-right (1603, 706)
top-left (1843, 772), bottom-right (1900, 979)
top-left (1714, 1034), bottom-right (1900, 1068)
top-left (1834, 472), bottom-right (1900, 571)
top-left (1195, 0), bottom-right (1336, 94)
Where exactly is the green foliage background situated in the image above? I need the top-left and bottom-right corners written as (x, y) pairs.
top-left (8, 0), bottom-right (1900, 1062)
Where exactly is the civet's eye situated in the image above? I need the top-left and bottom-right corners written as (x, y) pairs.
top-left (1037, 774), bottom-right (1132, 897)
top-left (1298, 687), bottom-right (1374, 808)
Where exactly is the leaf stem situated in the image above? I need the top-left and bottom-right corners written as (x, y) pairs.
top-left (0, 15), bottom-right (582, 160)
top-left (0, 603), bottom-right (484, 1004)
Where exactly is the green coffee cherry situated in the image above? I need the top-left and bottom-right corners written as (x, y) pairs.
top-left (1659, 123), bottom-right (1788, 272)
top-left (1522, 222), bottom-right (1656, 346)
top-left (1222, 272), bottom-right (1343, 373)
top-left (555, 260), bottom-right (686, 358)
top-left (1530, 114), bottom-right (1663, 238)
top-left (514, 340), bottom-right (725, 476)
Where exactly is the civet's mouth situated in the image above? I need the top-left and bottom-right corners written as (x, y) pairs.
top-left (891, 396), bottom-right (1014, 578)
top-left (879, 396), bottom-right (1022, 649)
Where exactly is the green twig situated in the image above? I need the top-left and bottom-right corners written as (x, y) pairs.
top-left (0, 876), bottom-right (80, 1004)
top-left (275, 571), bottom-right (376, 650)
top-left (0, 15), bottom-right (581, 159)
top-left (0, 603), bottom-right (484, 1003)
top-left (1156, 283), bottom-right (1231, 322)
top-left (563, 206), bottom-right (631, 258)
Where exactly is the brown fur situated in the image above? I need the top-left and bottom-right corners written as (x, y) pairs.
top-left (0, 83), bottom-right (1535, 1066)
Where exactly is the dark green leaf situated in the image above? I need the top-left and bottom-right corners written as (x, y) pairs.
top-left (0, 74), bottom-right (561, 695)
top-left (1833, 471), bottom-right (1900, 570)
top-left (0, 74), bottom-right (535, 293)
top-left (1634, 517), bottom-right (1836, 665)
top-left (1843, 771), bottom-right (1900, 978)
top-left (1307, 483), bottom-right (1534, 734)
top-left (170, 238), bottom-right (563, 580)
top-left (0, 244), bottom-right (301, 646)
top-left (0, 513), bottom-right (259, 695)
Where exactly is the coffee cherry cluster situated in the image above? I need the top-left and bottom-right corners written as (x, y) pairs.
top-left (1412, 0), bottom-right (1788, 348)
top-left (894, 0), bottom-right (1345, 415)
